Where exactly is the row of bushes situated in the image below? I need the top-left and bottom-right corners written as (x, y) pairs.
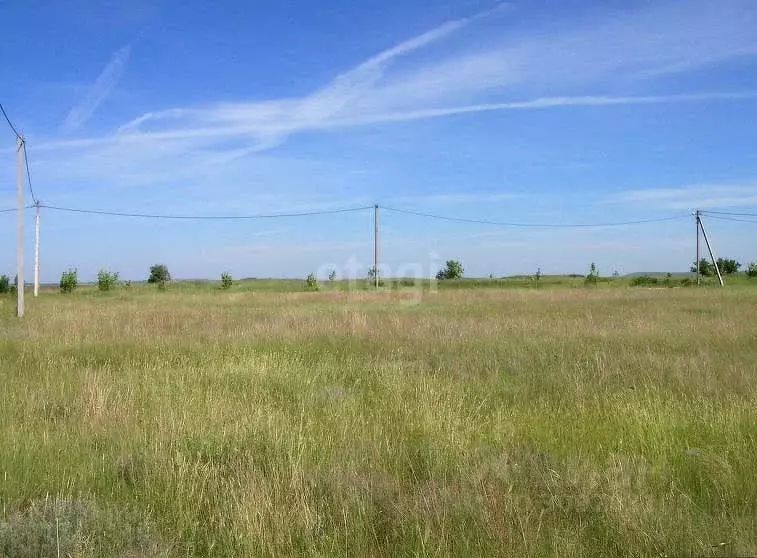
top-left (3, 258), bottom-right (756, 295)
top-left (0, 265), bottom-right (234, 294)
top-left (630, 274), bottom-right (696, 287)
top-left (691, 258), bottom-right (757, 277)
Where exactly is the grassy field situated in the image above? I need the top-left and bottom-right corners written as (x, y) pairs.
top-left (1, 283), bottom-right (756, 556)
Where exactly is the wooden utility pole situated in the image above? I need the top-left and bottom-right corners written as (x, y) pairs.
top-left (373, 204), bottom-right (379, 288)
top-left (34, 200), bottom-right (40, 297)
top-left (16, 136), bottom-right (24, 317)
top-left (695, 209), bottom-right (700, 285)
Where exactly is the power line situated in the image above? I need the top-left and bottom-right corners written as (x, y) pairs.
top-left (38, 203), bottom-right (374, 220)
top-left (700, 209), bottom-right (757, 218)
top-left (703, 214), bottom-right (757, 224)
top-left (381, 206), bottom-right (688, 229)
top-left (0, 205), bottom-right (35, 214)
top-left (22, 143), bottom-right (38, 204)
top-left (0, 103), bottom-right (40, 203)
top-left (0, 102), bottom-right (20, 138)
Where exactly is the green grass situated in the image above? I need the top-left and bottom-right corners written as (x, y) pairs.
top-left (1, 285), bottom-right (756, 556)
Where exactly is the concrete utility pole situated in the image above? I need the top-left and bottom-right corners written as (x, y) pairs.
top-left (34, 200), bottom-right (40, 297)
top-left (695, 209), bottom-right (700, 286)
top-left (16, 135), bottom-right (24, 317)
top-left (698, 215), bottom-right (724, 287)
top-left (373, 204), bottom-right (379, 288)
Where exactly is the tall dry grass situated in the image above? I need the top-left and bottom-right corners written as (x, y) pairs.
top-left (1, 286), bottom-right (756, 556)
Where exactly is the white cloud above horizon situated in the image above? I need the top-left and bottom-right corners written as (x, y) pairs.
top-left (61, 44), bottom-right (132, 132)
top-left (611, 183), bottom-right (757, 210)
top-left (36, 0), bottom-right (757, 161)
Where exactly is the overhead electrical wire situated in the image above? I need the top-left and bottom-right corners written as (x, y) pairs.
top-left (381, 205), bottom-right (688, 229)
top-left (33, 203), bottom-right (692, 228)
top-left (26, 202), bottom-right (697, 228)
top-left (702, 214), bottom-right (757, 224)
top-left (1, 101), bottom-right (40, 203)
top-left (38, 203), bottom-right (375, 220)
top-left (0, 102), bottom-right (20, 138)
top-left (0, 205), bottom-right (35, 214)
top-left (22, 143), bottom-right (38, 204)
top-left (700, 209), bottom-right (757, 218)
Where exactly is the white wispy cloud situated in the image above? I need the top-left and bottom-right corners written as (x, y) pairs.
top-left (612, 183), bottom-right (757, 210)
top-left (62, 44), bottom-right (132, 132)
top-left (48, 1), bottom-right (756, 151)
top-left (26, 0), bottom-right (757, 200)
top-left (388, 192), bottom-right (522, 206)
top-left (358, 0), bottom-right (757, 114)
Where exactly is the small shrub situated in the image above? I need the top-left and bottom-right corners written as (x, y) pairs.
top-left (0, 275), bottom-right (9, 294)
top-left (680, 278), bottom-right (693, 287)
top-left (585, 262), bottom-right (599, 285)
top-left (0, 495), bottom-right (164, 557)
top-left (631, 275), bottom-right (659, 287)
top-left (746, 262), bottom-right (757, 278)
top-left (147, 264), bottom-right (171, 284)
top-left (220, 272), bottom-right (233, 289)
top-left (97, 269), bottom-right (119, 292)
top-left (436, 260), bottom-right (464, 280)
top-left (534, 267), bottom-right (542, 288)
top-left (328, 270), bottom-right (336, 282)
top-left (690, 258), bottom-right (714, 277)
top-left (716, 257), bottom-right (741, 275)
top-left (59, 269), bottom-right (78, 293)
top-left (305, 273), bottom-right (319, 291)
top-left (123, 280), bottom-right (132, 289)
top-left (157, 279), bottom-right (168, 291)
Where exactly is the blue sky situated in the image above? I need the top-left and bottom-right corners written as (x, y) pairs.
top-left (1, 0), bottom-right (757, 281)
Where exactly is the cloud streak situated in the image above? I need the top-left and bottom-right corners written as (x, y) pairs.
top-left (28, 0), bottom-right (757, 201)
top-left (612, 183), bottom-right (757, 210)
top-left (52, 0), bottom-right (757, 152)
top-left (62, 45), bottom-right (132, 132)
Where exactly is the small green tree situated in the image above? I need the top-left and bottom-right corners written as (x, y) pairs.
top-left (690, 258), bottom-right (714, 277)
top-left (746, 262), bottom-right (757, 278)
top-left (534, 267), bottom-right (542, 288)
top-left (305, 272), bottom-right (319, 291)
top-left (148, 264), bottom-right (171, 284)
top-left (60, 269), bottom-right (78, 293)
top-left (436, 260), bottom-right (464, 280)
top-left (220, 272), bottom-right (233, 289)
top-left (328, 270), bottom-right (336, 282)
top-left (716, 258), bottom-right (741, 275)
top-left (97, 269), bottom-right (119, 291)
top-left (585, 262), bottom-right (599, 284)
top-left (0, 275), bottom-right (9, 294)
top-left (367, 267), bottom-right (385, 287)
